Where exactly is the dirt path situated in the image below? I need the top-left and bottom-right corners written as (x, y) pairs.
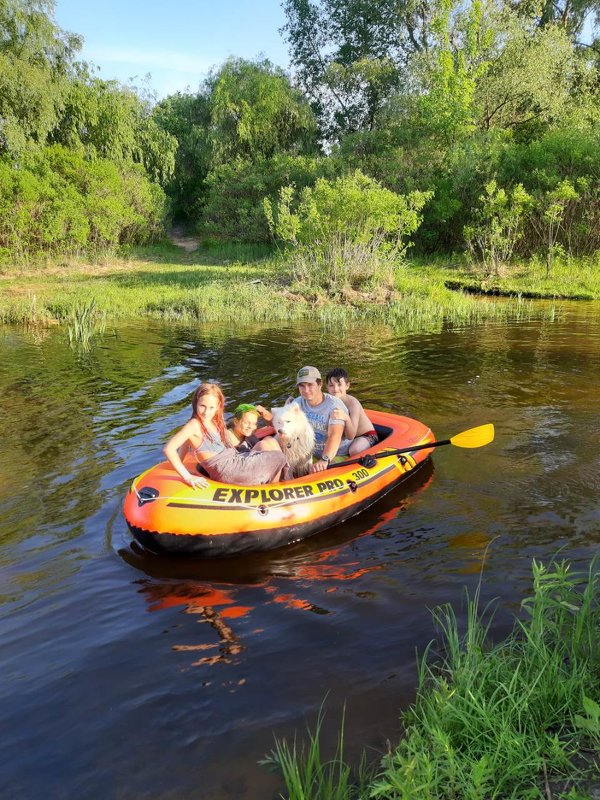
top-left (168, 225), bottom-right (200, 253)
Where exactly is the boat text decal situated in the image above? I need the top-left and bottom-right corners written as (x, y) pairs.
top-left (212, 478), bottom-right (346, 505)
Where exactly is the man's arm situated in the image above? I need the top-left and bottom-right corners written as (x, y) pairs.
top-left (310, 421), bottom-right (344, 473)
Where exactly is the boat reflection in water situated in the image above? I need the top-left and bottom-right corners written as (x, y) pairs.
top-left (120, 462), bottom-right (434, 668)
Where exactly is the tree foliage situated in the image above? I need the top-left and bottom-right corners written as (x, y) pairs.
top-left (208, 57), bottom-right (318, 164)
top-left (0, 145), bottom-right (166, 263)
top-left (152, 92), bottom-right (212, 219)
top-left (510, 0), bottom-right (600, 41)
top-left (52, 74), bottom-right (176, 183)
top-left (281, 0), bottom-right (424, 137)
top-left (202, 154), bottom-right (330, 242)
top-left (0, 0), bottom-right (81, 154)
top-left (0, 0), bottom-right (174, 258)
top-left (154, 57), bottom-right (319, 222)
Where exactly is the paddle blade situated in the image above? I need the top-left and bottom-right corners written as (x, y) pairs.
top-left (449, 424), bottom-right (495, 449)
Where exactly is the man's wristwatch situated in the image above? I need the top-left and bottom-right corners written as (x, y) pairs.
top-left (320, 454), bottom-right (331, 463)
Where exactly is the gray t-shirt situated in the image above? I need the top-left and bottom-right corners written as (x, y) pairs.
top-left (292, 394), bottom-right (352, 457)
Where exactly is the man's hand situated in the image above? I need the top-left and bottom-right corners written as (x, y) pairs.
top-left (310, 458), bottom-right (329, 473)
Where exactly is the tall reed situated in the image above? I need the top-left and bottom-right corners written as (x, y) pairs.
top-left (67, 299), bottom-right (106, 350)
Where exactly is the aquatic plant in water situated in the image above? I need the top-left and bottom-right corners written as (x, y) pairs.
top-left (67, 299), bottom-right (106, 351)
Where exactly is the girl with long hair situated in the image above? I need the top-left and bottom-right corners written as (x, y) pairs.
top-left (163, 383), bottom-right (286, 488)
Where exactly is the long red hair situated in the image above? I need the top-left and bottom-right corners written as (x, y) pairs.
top-left (191, 383), bottom-right (230, 446)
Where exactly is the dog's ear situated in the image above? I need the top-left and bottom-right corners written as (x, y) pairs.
top-left (284, 396), bottom-right (295, 407)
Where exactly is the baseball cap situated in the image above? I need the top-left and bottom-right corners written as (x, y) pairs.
top-left (296, 365), bottom-right (322, 384)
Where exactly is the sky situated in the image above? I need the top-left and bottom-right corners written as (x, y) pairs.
top-left (53, 0), bottom-right (291, 98)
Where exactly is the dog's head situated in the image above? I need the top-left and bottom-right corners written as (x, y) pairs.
top-left (271, 403), bottom-right (305, 438)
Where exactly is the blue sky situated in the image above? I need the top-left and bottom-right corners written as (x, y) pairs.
top-left (53, 0), bottom-right (291, 98)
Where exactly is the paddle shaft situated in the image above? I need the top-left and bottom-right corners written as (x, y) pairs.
top-left (327, 438), bottom-right (450, 469)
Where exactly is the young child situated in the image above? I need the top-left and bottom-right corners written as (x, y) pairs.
top-left (226, 403), bottom-right (269, 452)
top-left (163, 384), bottom-right (286, 487)
top-left (325, 368), bottom-right (378, 456)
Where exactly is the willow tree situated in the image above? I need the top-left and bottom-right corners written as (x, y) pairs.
top-left (207, 57), bottom-right (318, 164)
top-left (155, 58), bottom-right (319, 221)
top-left (0, 0), bottom-right (81, 155)
top-left (51, 74), bottom-right (177, 184)
top-left (153, 92), bottom-right (212, 218)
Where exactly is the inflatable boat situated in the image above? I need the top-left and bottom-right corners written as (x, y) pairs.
top-left (123, 410), bottom-right (435, 557)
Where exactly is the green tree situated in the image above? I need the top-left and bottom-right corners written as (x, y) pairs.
top-left (0, 145), bottom-right (166, 263)
top-left (282, 0), bottom-right (428, 137)
top-left (473, 20), bottom-right (578, 134)
top-left (0, 0), bottom-right (82, 155)
top-left (201, 154), bottom-right (329, 241)
top-left (509, 0), bottom-right (600, 42)
top-left (155, 58), bottom-right (319, 223)
top-left (152, 92), bottom-right (212, 219)
top-left (207, 57), bottom-right (318, 164)
top-left (51, 74), bottom-right (177, 184)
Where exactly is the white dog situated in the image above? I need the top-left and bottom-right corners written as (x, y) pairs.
top-left (271, 402), bottom-right (315, 478)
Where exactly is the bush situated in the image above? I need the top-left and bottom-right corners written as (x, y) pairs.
top-left (0, 145), bottom-right (167, 264)
top-left (498, 128), bottom-right (600, 258)
top-left (200, 154), bottom-right (331, 242)
top-left (464, 179), bottom-right (532, 274)
top-left (264, 171), bottom-right (431, 291)
top-left (335, 128), bottom-right (511, 253)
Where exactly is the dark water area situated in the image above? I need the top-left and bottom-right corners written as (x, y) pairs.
top-left (1, 305), bottom-right (599, 799)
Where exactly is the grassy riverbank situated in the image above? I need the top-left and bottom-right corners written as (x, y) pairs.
top-left (0, 242), bottom-right (597, 334)
top-left (265, 558), bottom-right (600, 800)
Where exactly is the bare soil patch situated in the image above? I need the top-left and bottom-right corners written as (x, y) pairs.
top-left (168, 225), bottom-right (200, 253)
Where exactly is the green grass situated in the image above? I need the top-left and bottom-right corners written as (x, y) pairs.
top-left (0, 242), bottom-right (571, 333)
top-left (266, 558), bottom-right (600, 800)
top-left (261, 704), bottom-right (369, 800)
top-left (419, 253), bottom-right (600, 300)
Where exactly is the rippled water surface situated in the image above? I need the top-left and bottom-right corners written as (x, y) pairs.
top-left (1, 305), bottom-right (599, 799)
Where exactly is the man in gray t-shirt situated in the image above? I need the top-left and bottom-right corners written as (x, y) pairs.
top-left (292, 365), bottom-right (353, 473)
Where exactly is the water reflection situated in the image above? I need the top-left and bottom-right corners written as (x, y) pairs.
top-left (141, 583), bottom-right (248, 666)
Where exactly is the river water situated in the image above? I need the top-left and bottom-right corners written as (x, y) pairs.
top-left (1, 304), bottom-right (599, 799)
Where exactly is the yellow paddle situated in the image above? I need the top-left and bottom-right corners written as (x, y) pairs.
top-left (327, 423), bottom-right (495, 469)
top-left (447, 424), bottom-right (495, 449)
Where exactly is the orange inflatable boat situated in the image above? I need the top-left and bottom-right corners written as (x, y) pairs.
top-left (123, 410), bottom-right (435, 557)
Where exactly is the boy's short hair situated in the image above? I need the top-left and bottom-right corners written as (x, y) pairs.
top-left (326, 367), bottom-right (349, 384)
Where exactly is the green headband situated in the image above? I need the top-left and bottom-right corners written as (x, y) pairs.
top-left (233, 403), bottom-right (259, 419)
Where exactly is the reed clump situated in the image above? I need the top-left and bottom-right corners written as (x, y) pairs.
top-left (266, 558), bottom-right (599, 800)
top-left (262, 705), bottom-right (369, 800)
top-left (66, 299), bottom-right (106, 350)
